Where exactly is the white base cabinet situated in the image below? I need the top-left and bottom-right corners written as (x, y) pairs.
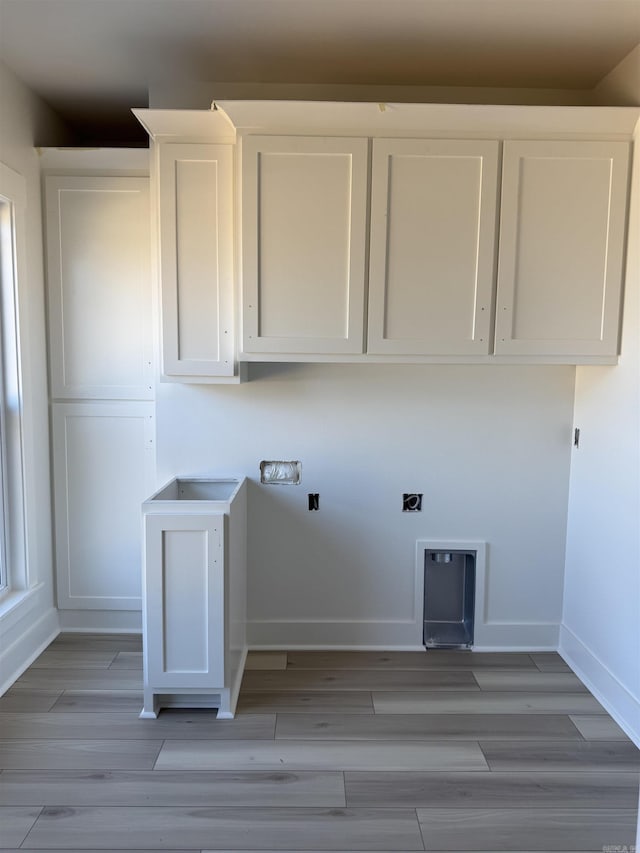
top-left (141, 478), bottom-right (247, 719)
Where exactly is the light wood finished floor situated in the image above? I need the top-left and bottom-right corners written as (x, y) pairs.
top-left (0, 636), bottom-right (638, 852)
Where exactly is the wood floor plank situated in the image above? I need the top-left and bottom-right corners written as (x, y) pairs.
top-left (416, 807), bottom-right (637, 850)
top-left (155, 739), bottom-right (489, 771)
top-left (22, 806), bottom-right (425, 850)
top-left (12, 668), bottom-right (143, 691)
top-left (473, 670), bottom-right (587, 692)
top-left (373, 690), bottom-right (606, 714)
top-left (0, 769), bottom-right (345, 807)
top-left (50, 691), bottom-right (144, 713)
top-left (0, 740), bottom-right (162, 770)
top-left (275, 713), bottom-right (583, 741)
top-left (108, 652), bottom-right (142, 670)
top-left (0, 690), bottom-right (61, 713)
top-left (529, 652), bottom-right (572, 672)
top-left (245, 652), bottom-right (288, 670)
top-left (344, 770), bottom-right (640, 808)
top-left (0, 711), bottom-right (275, 740)
top-left (2, 640), bottom-right (635, 852)
top-left (237, 691), bottom-right (374, 714)
top-left (286, 651), bottom-right (537, 670)
top-left (29, 650), bottom-right (117, 669)
top-left (480, 739), bottom-right (640, 771)
top-left (0, 806), bottom-right (42, 847)
top-left (48, 633), bottom-right (142, 652)
top-left (242, 668), bottom-right (479, 692)
top-left (570, 714), bottom-right (631, 740)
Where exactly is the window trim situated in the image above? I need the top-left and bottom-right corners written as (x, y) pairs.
top-left (0, 161), bottom-right (29, 601)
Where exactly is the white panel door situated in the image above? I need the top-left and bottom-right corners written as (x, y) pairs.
top-left (368, 139), bottom-right (499, 355)
top-left (45, 176), bottom-right (152, 399)
top-left (158, 143), bottom-right (235, 377)
top-left (242, 135), bottom-right (368, 354)
top-left (52, 402), bottom-right (155, 610)
top-left (495, 140), bottom-right (630, 357)
top-left (144, 514), bottom-right (224, 688)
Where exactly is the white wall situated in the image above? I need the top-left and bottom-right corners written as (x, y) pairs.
top-left (0, 61), bottom-right (71, 691)
top-left (562, 55), bottom-right (640, 746)
top-left (157, 363), bottom-right (575, 648)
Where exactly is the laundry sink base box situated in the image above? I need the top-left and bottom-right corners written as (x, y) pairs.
top-left (141, 478), bottom-right (247, 719)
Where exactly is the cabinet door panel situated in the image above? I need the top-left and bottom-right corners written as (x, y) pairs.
top-left (158, 143), bottom-right (234, 376)
top-left (495, 140), bottom-right (630, 356)
top-left (45, 177), bottom-right (152, 399)
top-left (368, 139), bottom-right (499, 355)
top-left (52, 402), bottom-right (155, 610)
top-left (242, 136), bottom-right (368, 354)
top-left (144, 514), bottom-right (224, 688)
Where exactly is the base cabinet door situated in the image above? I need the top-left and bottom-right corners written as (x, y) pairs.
top-left (495, 140), bottom-right (630, 357)
top-left (368, 139), bottom-right (499, 356)
top-left (52, 402), bottom-right (155, 611)
top-left (242, 135), bottom-right (368, 355)
top-left (143, 513), bottom-right (225, 693)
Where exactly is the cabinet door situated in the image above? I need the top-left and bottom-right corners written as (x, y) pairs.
top-left (52, 402), bottom-right (155, 610)
top-left (144, 514), bottom-right (225, 688)
top-left (45, 176), bottom-right (152, 399)
top-left (368, 139), bottom-right (499, 356)
top-left (495, 140), bottom-right (630, 357)
top-left (158, 143), bottom-right (235, 377)
top-left (242, 135), bottom-right (368, 354)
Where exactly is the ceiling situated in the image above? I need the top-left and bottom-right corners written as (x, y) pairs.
top-left (1, 0), bottom-right (639, 143)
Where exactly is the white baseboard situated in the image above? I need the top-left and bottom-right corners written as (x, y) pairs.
top-left (560, 623), bottom-right (640, 747)
top-left (250, 643), bottom-right (428, 651)
top-left (474, 622), bottom-right (560, 650)
top-left (0, 606), bottom-right (60, 695)
top-left (247, 618), bottom-right (560, 651)
top-left (58, 609), bottom-right (142, 633)
top-left (247, 620), bottom-right (425, 647)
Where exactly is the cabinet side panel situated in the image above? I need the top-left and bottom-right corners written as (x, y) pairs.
top-left (144, 515), bottom-right (224, 688)
top-left (175, 159), bottom-right (221, 361)
top-left (162, 530), bottom-right (208, 672)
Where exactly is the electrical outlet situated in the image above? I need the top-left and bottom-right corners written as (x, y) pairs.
top-left (403, 493), bottom-right (422, 512)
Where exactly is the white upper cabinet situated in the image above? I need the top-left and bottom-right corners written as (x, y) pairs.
top-left (45, 176), bottom-right (152, 399)
top-left (158, 143), bottom-right (235, 377)
top-left (136, 103), bottom-right (637, 366)
top-left (242, 135), bottom-right (369, 354)
top-left (368, 139), bottom-right (500, 356)
top-left (495, 140), bottom-right (630, 357)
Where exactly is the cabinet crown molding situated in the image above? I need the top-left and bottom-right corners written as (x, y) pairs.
top-left (135, 101), bottom-right (640, 142)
